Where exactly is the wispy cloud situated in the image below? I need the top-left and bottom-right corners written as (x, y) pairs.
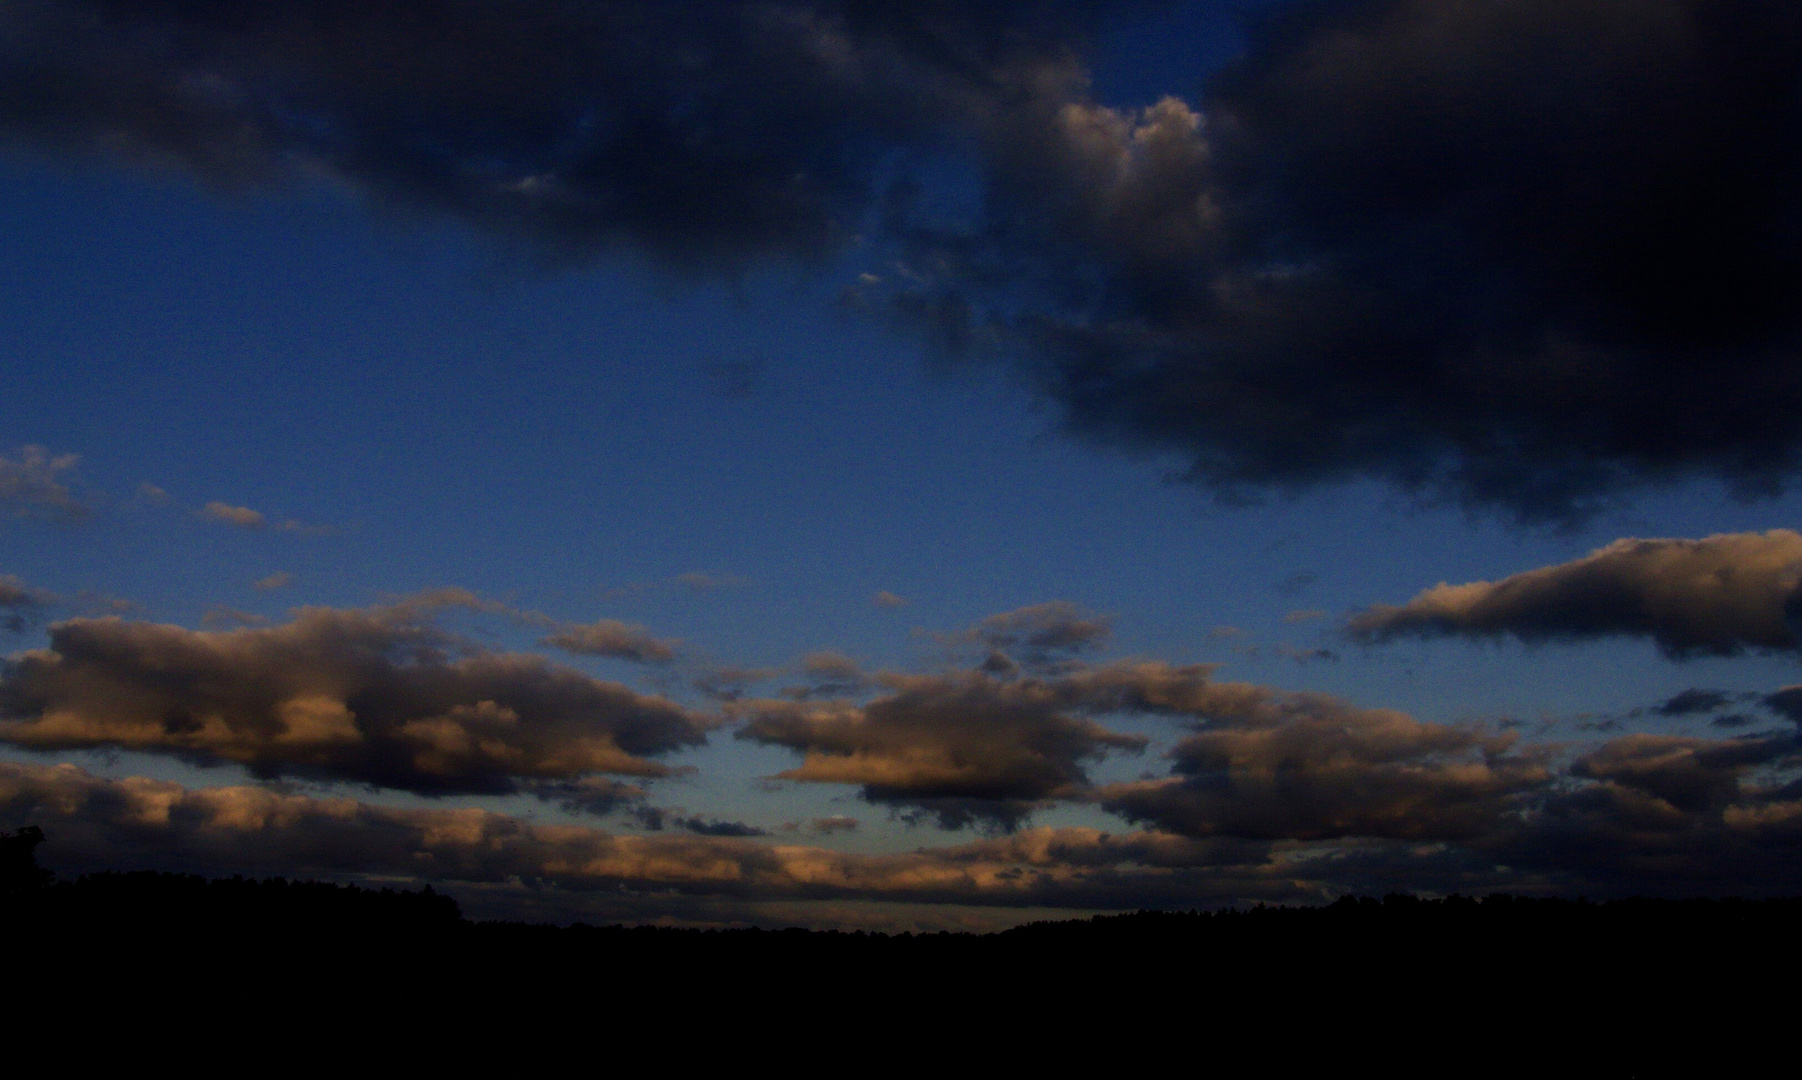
top-left (0, 447), bottom-right (87, 520)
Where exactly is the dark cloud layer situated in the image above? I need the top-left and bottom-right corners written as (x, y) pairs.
top-left (1348, 531), bottom-right (1802, 657)
top-left (14, 4), bottom-right (1802, 514)
top-left (738, 668), bottom-right (1148, 830)
top-left (882, 0), bottom-right (1802, 520)
top-left (0, 0), bottom-right (1108, 267)
top-left (0, 605), bottom-right (711, 796)
top-left (1097, 689), bottom-right (1546, 841)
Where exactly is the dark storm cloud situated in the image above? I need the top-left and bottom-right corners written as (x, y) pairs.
top-left (878, 0), bottom-right (1802, 521)
top-left (15, 3), bottom-right (1802, 515)
top-left (0, 604), bottom-right (713, 796)
top-left (0, 0), bottom-right (1113, 268)
top-left (1346, 532), bottom-right (1802, 657)
top-left (0, 446), bottom-right (86, 520)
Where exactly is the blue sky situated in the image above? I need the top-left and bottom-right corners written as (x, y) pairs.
top-left (5, 1), bottom-right (1802, 928)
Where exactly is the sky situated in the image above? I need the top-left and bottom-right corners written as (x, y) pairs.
top-left (4, 0), bottom-right (1802, 931)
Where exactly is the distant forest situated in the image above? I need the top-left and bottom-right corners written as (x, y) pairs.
top-left (3, 824), bottom-right (1788, 1066)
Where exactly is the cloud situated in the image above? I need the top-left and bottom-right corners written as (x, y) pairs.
top-left (675, 571), bottom-right (751, 591)
top-left (0, 1), bottom-right (1121, 269)
top-left (253, 572), bottom-right (293, 592)
top-left (201, 502), bottom-right (331, 534)
top-left (17, 4), bottom-right (1801, 516)
top-left (632, 806), bottom-right (770, 838)
top-left (1656, 689), bottom-right (1735, 717)
top-left (1347, 531), bottom-right (1802, 657)
top-left (942, 601), bottom-right (1113, 676)
top-left (873, 591), bottom-right (910, 609)
top-left (1095, 683), bottom-right (1547, 842)
top-left (542, 619), bottom-right (679, 664)
top-left (0, 759), bottom-right (1314, 915)
top-left (0, 447), bottom-right (86, 520)
top-left (811, 815), bottom-right (859, 835)
top-left (527, 776), bottom-right (650, 817)
top-left (0, 604), bottom-right (713, 797)
top-left (0, 574), bottom-right (53, 633)
top-left (737, 664), bottom-right (1149, 831)
top-left (1764, 686), bottom-right (1802, 724)
top-left (876, 0), bottom-right (1802, 522)
top-left (201, 502), bottom-right (267, 529)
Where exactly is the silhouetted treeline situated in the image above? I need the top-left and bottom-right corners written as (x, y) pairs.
top-left (2, 828), bottom-right (1787, 1070)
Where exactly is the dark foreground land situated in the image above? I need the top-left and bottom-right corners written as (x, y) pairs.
top-left (2, 829), bottom-right (1789, 1072)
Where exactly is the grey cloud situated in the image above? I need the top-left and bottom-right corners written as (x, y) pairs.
top-left (737, 666), bottom-right (1148, 831)
top-left (1097, 687), bottom-right (1547, 841)
top-left (12, 4), bottom-right (1802, 519)
top-left (1348, 531), bottom-right (1802, 658)
top-left (630, 806), bottom-right (766, 836)
top-left (946, 601), bottom-right (1113, 674)
top-left (1763, 686), bottom-right (1802, 724)
top-left (1568, 733), bottom-right (1796, 814)
top-left (12, 719), bottom-right (1802, 918)
top-left (201, 502), bottom-right (267, 529)
top-left (675, 571), bottom-right (752, 591)
top-left (1656, 689), bottom-right (1735, 717)
top-left (878, 0), bottom-right (1802, 522)
top-left (542, 619), bottom-right (679, 664)
top-left (0, 2), bottom-right (1122, 270)
top-left (693, 665), bottom-right (780, 703)
top-left (0, 605), bottom-right (713, 796)
top-left (0, 447), bottom-right (86, 520)
top-left (0, 574), bottom-right (51, 633)
top-left (253, 572), bottom-right (293, 592)
top-left (528, 776), bottom-right (649, 817)
top-left (201, 502), bottom-right (332, 534)
top-left (0, 759), bottom-right (1313, 914)
top-left (873, 591), bottom-right (910, 609)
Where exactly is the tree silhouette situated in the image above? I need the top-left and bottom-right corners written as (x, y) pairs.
top-left (0, 825), bottom-right (53, 894)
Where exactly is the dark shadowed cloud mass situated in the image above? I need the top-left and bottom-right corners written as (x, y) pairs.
top-left (926, 0), bottom-right (1802, 520)
top-left (0, 604), bottom-right (712, 796)
top-left (1098, 688), bottom-right (1547, 841)
top-left (737, 666), bottom-right (1149, 831)
top-left (6, 2), bottom-right (1800, 514)
top-left (1348, 531), bottom-right (1802, 657)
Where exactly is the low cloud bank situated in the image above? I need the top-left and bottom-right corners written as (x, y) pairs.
top-left (0, 603), bottom-right (711, 798)
top-left (1349, 531), bottom-right (1802, 657)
